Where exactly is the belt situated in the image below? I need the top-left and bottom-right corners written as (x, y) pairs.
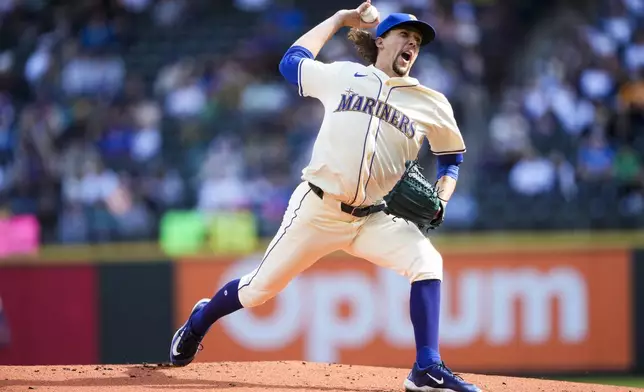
top-left (308, 182), bottom-right (385, 218)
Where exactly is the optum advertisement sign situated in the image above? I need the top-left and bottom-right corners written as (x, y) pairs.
top-left (175, 249), bottom-right (632, 373)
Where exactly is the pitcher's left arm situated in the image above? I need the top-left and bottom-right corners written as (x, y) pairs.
top-left (383, 90), bottom-right (464, 229)
top-left (422, 91), bottom-right (465, 214)
top-left (435, 153), bottom-right (462, 203)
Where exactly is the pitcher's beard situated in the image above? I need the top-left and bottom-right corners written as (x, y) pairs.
top-left (392, 55), bottom-right (409, 77)
top-left (392, 60), bottom-right (406, 77)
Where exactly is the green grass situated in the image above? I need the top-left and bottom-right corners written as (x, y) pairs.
top-left (554, 376), bottom-right (644, 388)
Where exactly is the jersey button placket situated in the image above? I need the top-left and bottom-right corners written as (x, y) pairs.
top-left (363, 107), bottom-right (379, 204)
top-left (366, 117), bottom-right (378, 161)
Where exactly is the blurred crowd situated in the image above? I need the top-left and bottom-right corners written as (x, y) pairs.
top-left (0, 0), bottom-right (641, 245)
top-left (484, 0), bottom-right (644, 225)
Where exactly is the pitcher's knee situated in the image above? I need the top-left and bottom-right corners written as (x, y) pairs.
top-left (236, 259), bottom-right (299, 307)
top-left (408, 252), bottom-right (443, 282)
top-left (237, 277), bottom-right (285, 308)
top-left (238, 285), bottom-right (276, 308)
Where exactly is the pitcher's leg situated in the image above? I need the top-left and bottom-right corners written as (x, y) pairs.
top-left (189, 197), bottom-right (325, 336)
top-left (188, 218), bottom-right (332, 335)
top-left (171, 182), bottom-right (352, 366)
top-left (348, 213), bottom-right (480, 392)
top-left (348, 214), bottom-right (443, 364)
top-left (349, 213), bottom-right (443, 283)
top-left (187, 194), bottom-right (317, 338)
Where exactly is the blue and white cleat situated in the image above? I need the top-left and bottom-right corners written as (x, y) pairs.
top-left (403, 361), bottom-right (482, 392)
top-left (169, 298), bottom-right (210, 367)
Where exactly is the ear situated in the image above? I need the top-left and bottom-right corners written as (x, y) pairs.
top-left (375, 37), bottom-right (385, 50)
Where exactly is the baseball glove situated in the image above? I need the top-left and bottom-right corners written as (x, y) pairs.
top-left (383, 160), bottom-right (446, 231)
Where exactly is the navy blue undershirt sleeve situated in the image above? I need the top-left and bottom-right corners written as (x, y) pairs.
top-left (279, 45), bottom-right (314, 86)
top-left (436, 153), bottom-right (463, 180)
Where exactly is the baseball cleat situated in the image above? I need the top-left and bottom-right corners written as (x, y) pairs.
top-left (169, 298), bottom-right (210, 367)
top-left (403, 361), bottom-right (482, 392)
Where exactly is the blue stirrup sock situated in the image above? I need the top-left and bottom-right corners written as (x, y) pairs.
top-left (190, 278), bottom-right (243, 336)
top-left (410, 279), bottom-right (442, 368)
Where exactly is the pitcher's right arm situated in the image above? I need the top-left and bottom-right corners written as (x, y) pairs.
top-left (278, 1), bottom-right (379, 97)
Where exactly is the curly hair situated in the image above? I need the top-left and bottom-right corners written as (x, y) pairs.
top-left (347, 28), bottom-right (379, 65)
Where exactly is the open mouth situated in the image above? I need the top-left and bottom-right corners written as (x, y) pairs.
top-left (401, 51), bottom-right (412, 62)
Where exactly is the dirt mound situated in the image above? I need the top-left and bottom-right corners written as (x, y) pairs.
top-left (0, 361), bottom-right (640, 392)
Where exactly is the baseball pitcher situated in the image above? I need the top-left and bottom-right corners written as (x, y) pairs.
top-left (170, 2), bottom-right (481, 391)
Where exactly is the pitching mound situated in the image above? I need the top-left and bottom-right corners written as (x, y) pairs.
top-left (0, 361), bottom-right (641, 392)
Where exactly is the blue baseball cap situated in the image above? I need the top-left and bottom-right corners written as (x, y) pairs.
top-left (376, 13), bottom-right (436, 46)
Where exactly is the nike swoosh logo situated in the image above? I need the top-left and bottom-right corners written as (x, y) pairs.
top-left (354, 73), bottom-right (367, 77)
top-left (172, 330), bottom-right (183, 356)
top-left (427, 374), bottom-right (444, 384)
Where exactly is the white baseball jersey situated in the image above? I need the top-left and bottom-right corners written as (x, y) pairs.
top-left (235, 58), bottom-right (457, 309)
top-left (297, 59), bottom-right (466, 207)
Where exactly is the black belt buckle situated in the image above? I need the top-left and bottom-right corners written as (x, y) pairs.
top-left (341, 203), bottom-right (384, 217)
top-left (309, 182), bottom-right (383, 217)
top-left (340, 203), bottom-right (367, 217)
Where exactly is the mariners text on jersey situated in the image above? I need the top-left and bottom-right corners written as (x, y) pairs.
top-left (334, 91), bottom-right (417, 139)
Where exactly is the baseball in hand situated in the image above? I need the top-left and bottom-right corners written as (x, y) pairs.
top-left (360, 5), bottom-right (379, 23)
